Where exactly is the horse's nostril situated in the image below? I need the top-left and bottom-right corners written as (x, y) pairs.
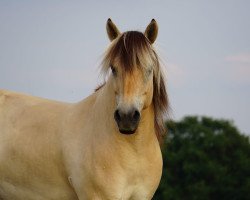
top-left (133, 110), bottom-right (140, 121)
top-left (114, 110), bottom-right (121, 122)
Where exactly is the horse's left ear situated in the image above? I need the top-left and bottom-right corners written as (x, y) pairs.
top-left (106, 18), bottom-right (120, 41)
top-left (144, 19), bottom-right (158, 44)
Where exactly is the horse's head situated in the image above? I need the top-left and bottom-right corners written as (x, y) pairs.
top-left (102, 19), bottom-right (167, 138)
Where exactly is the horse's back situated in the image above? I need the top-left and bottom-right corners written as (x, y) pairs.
top-left (0, 90), bottom-right (78, 199)
top-left (0, 89), bottom-right (69, 140)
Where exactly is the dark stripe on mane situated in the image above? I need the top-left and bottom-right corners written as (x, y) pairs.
top-left (152, 55), bottom-right (169, 145)
top-left (101, 31), bottom-right (169, 145)
top-left (95, 83), bottom-right (105, 92)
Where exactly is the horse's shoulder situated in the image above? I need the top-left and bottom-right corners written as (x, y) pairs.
top-left (0, 89), bottom-right (15, 104)
top-left (0, 89), bottom-right (10, 97)
top-left (0, 89), bottom-right (65, 105)
top-left (0, 89), bottom-right (33, 104)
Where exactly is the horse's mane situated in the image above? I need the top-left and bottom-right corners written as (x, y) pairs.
top-left (99, 31), bottom-right (169, 144)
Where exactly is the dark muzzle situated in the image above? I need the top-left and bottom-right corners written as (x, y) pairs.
top-left (114, 108), bottom-right (141, 134)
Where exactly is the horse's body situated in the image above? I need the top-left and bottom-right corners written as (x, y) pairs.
top-left (0, 19), bottom-right (168, 200)
top-left (0, 90), bottom-right (77, 199)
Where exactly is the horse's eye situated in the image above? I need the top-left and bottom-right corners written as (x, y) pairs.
top-left (110, 65), bottom-right (117, 76)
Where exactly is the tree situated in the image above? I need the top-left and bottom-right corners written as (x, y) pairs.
top-left (154, 116), bottom-right (250, 200)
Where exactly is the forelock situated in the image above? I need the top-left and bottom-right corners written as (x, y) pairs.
top-left (102, 31), bottom-right (157, 73)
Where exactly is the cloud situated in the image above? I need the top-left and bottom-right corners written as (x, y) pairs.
top-left (225, 53), bottom-right (250, 63)
top-left (224, 53), bottom-right (250, 84)
top-left (227, 65), bottom-right (250, 84)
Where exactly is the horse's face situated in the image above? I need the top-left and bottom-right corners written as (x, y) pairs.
top-left (111, 61), bottom-right (154, 134)
top-left (106, 19), bottom-right (158, 134)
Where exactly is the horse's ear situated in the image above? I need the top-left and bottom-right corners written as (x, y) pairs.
top-left (144, 19), bottom-right (158, 44)
top-left (106, 18), bottom-right (120, 41)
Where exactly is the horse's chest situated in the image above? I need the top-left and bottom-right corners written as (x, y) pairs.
top-left (90, 156), bottom-right (162, 200)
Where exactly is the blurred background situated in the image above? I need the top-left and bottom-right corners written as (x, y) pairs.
top-left (0, 1), bottom-right (249, 199)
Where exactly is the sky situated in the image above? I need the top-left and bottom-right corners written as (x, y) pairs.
top-left (0, 0), bottom-right (250, 134)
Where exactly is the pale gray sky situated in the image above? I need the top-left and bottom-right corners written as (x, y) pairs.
top-left (1, 0), bottom-right (250, 134)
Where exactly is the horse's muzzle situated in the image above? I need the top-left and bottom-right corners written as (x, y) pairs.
top-left (114, 108), bottom-right (141, 134)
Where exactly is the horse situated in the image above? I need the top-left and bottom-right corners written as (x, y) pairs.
top-left (0, 19), bottom-right (168, 200)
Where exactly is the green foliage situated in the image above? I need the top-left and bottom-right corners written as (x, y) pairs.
top-left (154, 116), bottom-right (250, 200)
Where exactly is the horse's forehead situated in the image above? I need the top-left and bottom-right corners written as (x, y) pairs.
top-left (121, 70), bottom-right (146, 96)
top-left (124, 67), bottom-right (142, 78)
top-left (121, 65), bottom-right (144, 79)
top-left (122, 68), bottom-right (152, 91)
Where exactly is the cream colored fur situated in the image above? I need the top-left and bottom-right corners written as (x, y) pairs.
top-left (0, 78), bottom-right (162, 199)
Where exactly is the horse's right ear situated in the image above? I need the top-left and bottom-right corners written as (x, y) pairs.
top-left (106, 18), bottom-right (120, 41)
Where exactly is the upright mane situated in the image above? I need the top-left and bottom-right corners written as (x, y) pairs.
top-left (101, 31), bottom-right (169, 144)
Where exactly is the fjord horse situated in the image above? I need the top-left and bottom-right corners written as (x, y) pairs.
top-left (0, 19), bottom-right (168, 199)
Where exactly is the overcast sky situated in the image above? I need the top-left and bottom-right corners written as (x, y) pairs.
top-left (0, 0), bottom-right (249, 134)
